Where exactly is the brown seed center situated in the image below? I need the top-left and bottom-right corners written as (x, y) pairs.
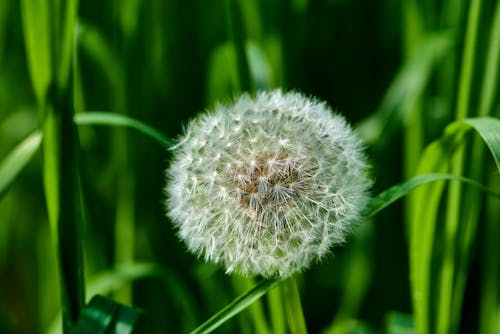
top-left (229, 153), bottom-right (306, 211)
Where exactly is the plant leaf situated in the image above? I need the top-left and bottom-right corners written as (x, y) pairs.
top-left (87, 262), bottom-right (198, 331)
top-left (408, 116), bottom-right (500, 334)
top-left (0, 131), bottom-right (42, 200)
top-left (46, 262), bottom-right (198, 334)
top-left (190, 277), bottom-right (283, 334)
top-left (73, 295), bottom-right (142, 334)
top-left (74, 112), bottom-right (173, 148)
top-left (20, 0), bottom-right (52, 105)
top-left (56, 0), bottom-right (78, 90)
top-left (365, 173), bottom-right (500, 218)
top-left (77, 22), bottom-right (125, 95)
top-left (384, 312), bottom-right (414, 334)
top-left (463, 117), bottom-right (500, 171)
top-left (356, 31), bottom-right (455, 145)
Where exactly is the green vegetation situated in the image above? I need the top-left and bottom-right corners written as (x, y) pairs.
top-left (0, 0), bottom-right (499, 333)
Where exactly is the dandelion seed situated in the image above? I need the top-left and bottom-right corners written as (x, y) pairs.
top-left (166, 90), bottom-right (371, 278)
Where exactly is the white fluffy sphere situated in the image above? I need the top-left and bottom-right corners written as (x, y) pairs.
top-left (166, 90), bottom-right (371, 278)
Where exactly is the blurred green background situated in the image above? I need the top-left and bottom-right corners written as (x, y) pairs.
top-left (1, 0), bottom-right (499, 333)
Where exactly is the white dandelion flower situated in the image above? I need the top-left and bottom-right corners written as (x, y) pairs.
top-left (166, 90), bottom-right (371, 278)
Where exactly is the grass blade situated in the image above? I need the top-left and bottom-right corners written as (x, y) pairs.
top-left (364, 173), bottom-right (500, 218)
top-left (384, 312), bottom-right (414, 334)
top-left (224, 0), bottom-right (254, 93)
top-left (0, 131), bottom-right (42, 200)
top-left (463, 117), bottom-right (500, 171)
top-left (282, 277), bottom-right (307, 334)
top-left (74, 112), bottom-right (173, 148)
top-left (47, 262), bottom-right (198, 334)
top-left (88, 263), bottom-right (198, 331)
top-left (77, 22), bottom-right (125, 99)
top-left (409, 116), bottom-right (500, 334)
top-left (0, 0), bottom-right (10, 65)
top-left (480, 174), bottom-right (500, 334)
top-left (190, 277), bottom-right (283, 334)
top-left (20, 0), bottom-right (52, 105)
top-left (438, 0), bottom-right (483, 331)
top-left (56, 0), bottom-right (78, 90)
top-left (410, 119), bottom-right (475, 334)
top-left (116, 0), bottom-right (141, 41)
top-left (73, 295), bottom-right (142, 334)
top-left (267, 287), bottom-right (286, 334)
top-left (356, 31), bottom-right (454, 146)
top-left (231, 276), bottom-right (270, 333)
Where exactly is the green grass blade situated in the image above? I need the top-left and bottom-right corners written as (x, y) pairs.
top-left (116, 0), bottom-right (141, 40)
top-left (43, 108), bottom-right (61, 235)
top-left (282, 277), bottom-right (307, 334)
top-left (205, 42), bottom-right (272, 104)
top-left (190, 277), bottom-right (283, 334)
top-left (480, 174), bottom-right (500, 334)
top-left (476, 3), bottom-right (500, 119)
top-left (73, 295), bottom-right (142, 334)
top-left (43, 104), bottom-right (86, 333)
top-left (0, 131), bottom-right (42, 200)
top-left (451, 118), bottom-right (500, 329)
top-left (267, 287), bottom-right (286, 334)
top-left (224, 0), bottom-right (254, 93)
top-left (384, 312), bottom-right (414, 334)
top-left (231, 277), bottom-right (270, 333)
top-left (56, 0), bottom-right (78, 90)
top-left (0, 0), bottom-right (10, 65)
top-left (473, 4), bottom-right (500, 332)
top-left (74, 112), bottom-right (173, 148)
top-left (463, 117), bottom-right (500, 172)
top-left (401, 0), bottom-right (424, 179)
top-left (365, 173), bottom-right (500, 218)
top-left (356, 31), bottom-right (454, 146)
top-left (322, 224), bottom-right (373, 334)
top-left (77, 22), bottom-right (125, 98)
top-left (410, 120), bottom-right (472, 334)
top-left (47, 262), bottom-right (199, 334)
top-left (408, 116), bottom-right (499, 334)
top-left (455, 0), bottom-right (482, 121)
top-left (438, 0), bottom-right (483, 331)
top-left (20, 0), bottom-right (52, 105)
top-left (88, 262), bottom-right (199, 331)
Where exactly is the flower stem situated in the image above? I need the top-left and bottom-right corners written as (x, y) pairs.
top-left (268, 286), bottom-right (286, 334)
top-left (282, 276), bottom-right (307, 334)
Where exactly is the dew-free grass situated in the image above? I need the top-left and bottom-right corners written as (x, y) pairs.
top-left (0, 0), bottom-right (499, 333)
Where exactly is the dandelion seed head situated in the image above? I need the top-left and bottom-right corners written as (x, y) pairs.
top-left (166, 90), bottom-right (371, 278)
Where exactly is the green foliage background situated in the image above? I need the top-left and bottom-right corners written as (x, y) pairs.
top-left (0, 0), bottom-right (499, 333)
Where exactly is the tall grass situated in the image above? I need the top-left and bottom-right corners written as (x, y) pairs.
top-left (0, 0), bottom-right (499, 333)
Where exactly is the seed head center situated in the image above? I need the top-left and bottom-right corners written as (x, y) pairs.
top-left (229, 154), bottom-right (305, 211)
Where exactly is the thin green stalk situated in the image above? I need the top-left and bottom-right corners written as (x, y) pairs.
top-left (282, 276), bottom-right (307, 334)
top-left (0, 0), bottom-right (10, 66)
top-left (110, 2), bottom-right (138, 303)
top-left (410, 123), bottom-right (469, 334)
top-left (480, 174), bottom-right (500, 334)
top-left (453, 1), bottom-right (500, 330)
top-left (438, 0), bottom-right (482, 333)
top-left (190, 277), bottom-right (282, 334)
top-left (113, 139), bottom-right (135, 304)
top-left (225, 0), bottom-right (254, 93)
top-left (401, 1), bottom-right (426, 331)
top-left (268, 286), bottom-right (286, 334)
top-left (402, 0), bottom-right (425, 278)
top-left (232, 276), bottom-right (270, 334)
top-left (43, 61), bottom-right (85, 334)
top-left (53, 84), bottom-right (85, 332)
top-left (21, 0), bottom-right (84, 332)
